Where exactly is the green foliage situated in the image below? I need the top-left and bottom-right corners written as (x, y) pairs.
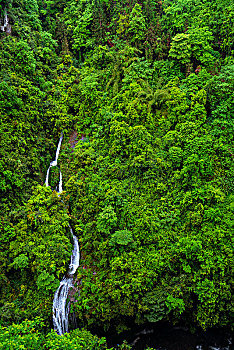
top-left (12, 254), bottom-right (29, 269)
top-left (169, 27), bottom-right (217, 70)
top-left (0, 186), bottom-right (73, 323)
top-left (0, 0), bottom-right (233, 340)
top-left (169, 33), bottom-right (191, 65)
top-left (64, 2), bottom-right (94, 60)
top-left (63, 72), bottom-right (233, 331)
top-left (0, 319), bottom-right (110, 349)
top-left (142, 291), bottom-right (170, 323)
top-left (36, 271), bottom-right (59, 291)
top-left (187, 27), bottom-right (216, 68)
top-left (127, 4), bottom-right (146, 48)
top-left (109, 230), bottom-right (135, 246)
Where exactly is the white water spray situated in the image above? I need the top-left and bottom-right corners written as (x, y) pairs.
top-left (45, 134), bottom-right (80, 335)
top-left (45, 134), bottom-right (63, 188)
top-left (1, 9), bottom-right (11, 34)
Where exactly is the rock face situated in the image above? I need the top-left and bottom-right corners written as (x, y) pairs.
top-left (69, 130), bottom-right (87, 151)
top-left (69, 130), bottom-right (79, 149)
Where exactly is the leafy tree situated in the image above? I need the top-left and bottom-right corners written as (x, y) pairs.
top-left (0, 319), bottom-right (110, 349)
top-left (127, 4), bottom-right (146, 48)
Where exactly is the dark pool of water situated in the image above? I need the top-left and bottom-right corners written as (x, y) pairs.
top-left (101, 323), bottom-right (233, 350)
top-left (131, 327), bottom-right (232, 350)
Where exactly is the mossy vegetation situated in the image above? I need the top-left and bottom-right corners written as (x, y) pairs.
top-left (0, 0), bottom-right (233, 347)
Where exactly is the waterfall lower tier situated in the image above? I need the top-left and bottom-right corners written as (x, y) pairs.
top-left (53, 230), bottom-right (80, 335)
top-left (45, 133), bottom-right (80, 335)
top-left (53, 276), bottom-right (72, 335)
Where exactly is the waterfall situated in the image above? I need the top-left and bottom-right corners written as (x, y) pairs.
top-left (45, 133), bottom-right (63, 187)
top-left (0, 9), bottom-right (11, 34)
top-left (45, 134), bottom-right (80, 335)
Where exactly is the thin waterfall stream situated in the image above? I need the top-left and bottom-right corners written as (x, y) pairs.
top-left (45, 133), bottom-right (80, 335)
top-left (0, 9), bottom-right (11, 33)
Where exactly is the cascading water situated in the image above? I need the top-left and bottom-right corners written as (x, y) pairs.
top-left (45, 134), bottom-right (63, 188)
top-left (0, 9), bottom-right (11, 34)
top-left (45, 133), bottom-right (80, 335)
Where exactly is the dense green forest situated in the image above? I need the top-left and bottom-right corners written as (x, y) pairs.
top-left (0, 0), bottom-right (233, 348)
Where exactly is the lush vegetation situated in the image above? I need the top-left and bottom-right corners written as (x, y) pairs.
top-left (0, 0), bottom-right (233, 348)
top-left (0, 318), bottom-right (133, 349)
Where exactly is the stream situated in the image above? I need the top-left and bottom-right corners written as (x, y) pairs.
top-left (0, 9), bottom-right (11, 34)
top-left (45, 133), bottom-right (80, 335)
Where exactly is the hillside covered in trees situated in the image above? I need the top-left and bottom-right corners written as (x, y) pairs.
top-left (0, 0), bottom-right (233, 348)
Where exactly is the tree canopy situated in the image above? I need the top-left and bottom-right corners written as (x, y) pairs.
top-left (0, 0), bottom-right (233, 348)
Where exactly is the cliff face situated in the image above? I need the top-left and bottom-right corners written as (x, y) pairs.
top-left (0, 0), bottom-right (233, 342)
